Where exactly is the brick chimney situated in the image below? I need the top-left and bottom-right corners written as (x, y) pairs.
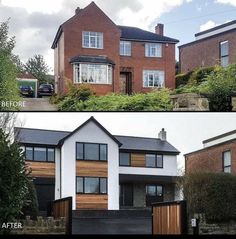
top-left (75, 7), bottom-right (81, 15)
top-left (155, 23), bottom-right (164, 36)
top-left (158, 128), bottom-right (167, 141)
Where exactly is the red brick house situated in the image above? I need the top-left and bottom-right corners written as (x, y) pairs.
top-left (185, 130), bottom-right (236, 174)
top-left (51, 2), bottom-right (179, 95)
top-left (179, 20), bottom-right (236, 73)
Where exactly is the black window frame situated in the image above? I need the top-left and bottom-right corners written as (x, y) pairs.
top-left (76, 176), bottom-right (108, 195)
top-left (223, 150), bottom-right (231, 173)
top-left (145, 154), bottom-right (163, 168)
top-left (119, 152), bottom-right (131, 166)
top-left (22, 145), bottom-right (55, 162)
top-left (76, 142), bottom-right (108, 162)
top-left (146, 185), bottom-right (163, 197)
top-left (220, 41), bottom-right (229, 67)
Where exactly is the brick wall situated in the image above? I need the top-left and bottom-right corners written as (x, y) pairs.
top-left (55, 3), bottom-right (177, 95)
top-left (185, 140), bottom-right (236, 174)
top-left (179, 30), bottom-right (236, 73)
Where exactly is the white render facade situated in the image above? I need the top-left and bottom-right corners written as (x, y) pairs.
top-left (16, 117), bottom-right (180, 211)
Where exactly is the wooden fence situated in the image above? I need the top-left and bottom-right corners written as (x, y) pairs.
top-left (152, 200), bottom-right (187, 235)
top-left (51, 197), bottom-right (72, 235)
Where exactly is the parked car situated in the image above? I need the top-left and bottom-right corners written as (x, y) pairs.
top-left (38, 84), bottom-right (54, 97)
top-left (19, 85), bottom-right (35, 97)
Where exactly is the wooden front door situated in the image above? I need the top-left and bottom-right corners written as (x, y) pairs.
top-left (120, 73), bottom-right (132, 95)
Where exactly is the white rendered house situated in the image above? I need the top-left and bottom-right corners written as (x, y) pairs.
top-left (16, 117), bottom-right (180, 211)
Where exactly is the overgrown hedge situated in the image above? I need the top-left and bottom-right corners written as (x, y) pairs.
top-left (56, 85), bottom-right (173, 111)
top-left (181, 172), bottom-right (236, 223)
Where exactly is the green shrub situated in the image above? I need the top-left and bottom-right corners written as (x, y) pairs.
top-left (181, 172), bottom-right (236, 222)
top-left (175, 71), bottom-right (192, 88)
top-left (58, 88), bottom-right (173, 111)
top-left (188, 67), bottom-right (215, 85)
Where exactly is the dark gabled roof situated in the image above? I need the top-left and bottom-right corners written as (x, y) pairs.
top-left (15, 118), bottom-right (180, 154)
top-left (118, 25), bottom-right (179, 44)
top-left (195, 20), bottom-right (236, 37)
top-left (70, 55), bottom-right (115, 65)
top-left (15, 127), bottom-right (70, 146)
top-left (58, 117), bottom-right (122, 147)
top-left (115, 135), bottom-right (180, 154)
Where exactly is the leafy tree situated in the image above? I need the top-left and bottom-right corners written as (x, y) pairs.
top-left (24, 54), bottom-right (52, 84)
top-left (0, 20), bottom-right (20, 110)
top-left (0, 113), bottom-right (38, 234)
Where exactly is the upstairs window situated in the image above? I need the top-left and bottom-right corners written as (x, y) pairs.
top-left (83, 31), bottom-right (103, 49)
top-left (143, 70), bottom-right (165, 88)
top-left (23, 146), bottom-right (55, 162)
top-left (120, 41), bottom-right (131, 56)
top-left (119, 153), bottom-right (131, 166)
top-left (220, 41), bottom-right (229, 67)
top-left (145, 154), bottom-right (163, 168)
top-left (76, 143), bottom-right (108, 161)
top-left (145, 43), bottom-right (162, 58)
top-left (223, 151), bottom-right (231, 173)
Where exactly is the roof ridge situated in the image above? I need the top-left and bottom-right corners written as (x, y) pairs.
top-left (115, 135), bottom-right (161, 140)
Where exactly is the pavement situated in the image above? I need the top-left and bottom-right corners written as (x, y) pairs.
top-left (72, 217), bottom-right (152, 235)
top-left (21, 98), bottom-right (58, 111)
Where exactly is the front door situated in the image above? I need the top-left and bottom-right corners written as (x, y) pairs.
top-left (120, 73), bottom-right (132, 95)
top-left (120, 184), bottom-right (133, 207)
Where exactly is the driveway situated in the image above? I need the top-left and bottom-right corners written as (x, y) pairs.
top-left (72, 217), bottom-right (152, 235)
top-left (21, 98), bottom-right (58, 111)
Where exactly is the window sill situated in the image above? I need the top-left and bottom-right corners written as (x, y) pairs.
top-left (76, 193), bottom-right (108, 195)
top-left (73, 82), bottom-right (112, 86)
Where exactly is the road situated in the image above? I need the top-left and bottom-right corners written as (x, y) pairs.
top-left (21, 98), bottom-right (58, 111)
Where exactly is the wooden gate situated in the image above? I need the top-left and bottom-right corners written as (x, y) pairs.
top-left (152, 201), bottom-right (187, 235)
top-left (52, 197), bottom-right (72, 235)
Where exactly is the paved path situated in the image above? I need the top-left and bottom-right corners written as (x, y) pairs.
top-left (21, 98), bottom-right (58, 111)
top-left (72, 217), bottom-right (152, 235)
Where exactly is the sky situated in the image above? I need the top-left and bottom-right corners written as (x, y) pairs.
top-left (16, 112), bottom-right (236, 172)
top-left (1, 0), bottom-right (236, 73)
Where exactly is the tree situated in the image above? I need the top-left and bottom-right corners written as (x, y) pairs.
top-left (0, 20), bottom-right (20, 110)
top-left (24, 54), bottom-right (52, 84)
top-left (0, 113), bottom-right (38, 234)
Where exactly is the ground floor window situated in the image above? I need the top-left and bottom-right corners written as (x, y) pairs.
top-left (73, 63), bottom-right (112, 84)
top-left (146, 185), bottom-right (163, 197)
top-left (76, 177), bottom-right (107, 194)
top-left (223, 151), bottom-right (231, 173)
top-left (143, 70), bottom-right (165, 88)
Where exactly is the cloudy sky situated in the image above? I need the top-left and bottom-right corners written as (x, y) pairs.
top-left (1, 0), bottom-right (236, 73)
top-left (17, 112), bottom-right (236, 171)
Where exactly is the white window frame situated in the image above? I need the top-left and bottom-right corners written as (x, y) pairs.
top-left (220, 41), bottom-right (229, 67)
top-left (143, 70), bottom-right (165, 88)
top-left (73, 63), bottom-right (112, 85)
top-left (120, 41), bottom-right (131, 56)
top-left (82, 31), bottom-right (104, 49)
top-left (223, 151), bottom-right (231, 173)
top-left (145, 43), bottom-right (162, 58)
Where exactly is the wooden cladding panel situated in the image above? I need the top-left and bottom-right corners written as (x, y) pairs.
top-left (76, 161), bottom-right (108, 177)
top-left (153, 204), bottom-right (182, 235)
top-left (131, 154), bottom-right (146, 167)
top-left (76, 195), bottom-right (108, 210)
top-left (26, 161), bottom-right (55, 178)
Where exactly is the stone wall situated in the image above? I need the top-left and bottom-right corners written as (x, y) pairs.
top-left (170, 93), bottom-right (209, 111)
top-left (188, 214), bottom-right (236, 235)
top-left (11, 216), bottom-right (66, 235)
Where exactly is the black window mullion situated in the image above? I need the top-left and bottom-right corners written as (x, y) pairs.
top-left (33, 147), bottom-right (34, 161)
top-left (46, 148), bottom-right (48, 162)
top-left (99, 144), bottom-right (101, 161)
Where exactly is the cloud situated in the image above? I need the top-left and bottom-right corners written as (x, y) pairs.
top-left (215, 0), bottom-right (236, 6)
top-left (0, 0), bottom-right (192, 71)
top-left (200, 20), bottom-right (218, 32)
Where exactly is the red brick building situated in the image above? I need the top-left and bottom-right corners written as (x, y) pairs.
top-left (185, 130), bottom-right (236, 174)
top-left (51, 2), bottom-right (179, 95)
top-left (179, 20), bottom-right (236, 73)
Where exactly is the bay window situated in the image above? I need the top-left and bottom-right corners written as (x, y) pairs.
top-left (74, 63), bottom-right (112, 84)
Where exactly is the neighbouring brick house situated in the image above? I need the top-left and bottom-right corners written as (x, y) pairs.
top-left (179, 20), bottom-right (236, 73)
top-left (51, 2), bottom-right (179, 96)
top-left (185, 130), bottom-right (236, 174)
